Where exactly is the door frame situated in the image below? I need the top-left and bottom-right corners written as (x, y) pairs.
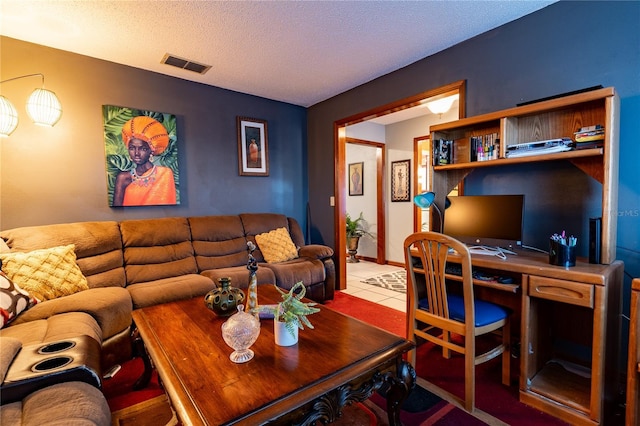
top-left (345, 137), bottom-right (385, 264)
top-left (334, 80), bottom-right (466, 290)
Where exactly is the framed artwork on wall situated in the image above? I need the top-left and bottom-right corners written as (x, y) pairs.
top-left (103, 105), bottom-right (180, 207)
top-left (349, 162), bottom-right (364, 196)
top-left (391, 159), bottom-right (411, 202)
top-left (237, 117), bottom-right (269, 176)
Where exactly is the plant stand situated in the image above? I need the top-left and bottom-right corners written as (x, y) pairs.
top-left (347, 236), bottom-right (360, 263)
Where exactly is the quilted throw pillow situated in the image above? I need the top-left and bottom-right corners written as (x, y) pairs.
top-left (0, 270), bottom-right (37, 329)
top-left (0, 244), bottom-right (89, 302)
top-left (255, 227), bottom-right (299, 264)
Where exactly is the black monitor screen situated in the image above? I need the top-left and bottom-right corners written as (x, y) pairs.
top-left (443, 194), bottom-right (524, 249)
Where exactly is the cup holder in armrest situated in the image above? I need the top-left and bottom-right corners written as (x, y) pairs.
top-left (1, 336), bottom-right (102, 405)
top-left (31, 356), bottom-right (73, 372)
top-left (38, 341), bottom-right (76, 354)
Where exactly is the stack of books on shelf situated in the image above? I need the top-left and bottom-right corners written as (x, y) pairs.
top-left (471, 133), bottom-right (500, 162)
top-left (574, 125), bottom-right (605, 149)
top-left (433, 133), bottom-right (501, 166)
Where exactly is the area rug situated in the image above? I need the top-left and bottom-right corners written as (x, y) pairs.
top-left (361, 270), bottom-right (406, 294)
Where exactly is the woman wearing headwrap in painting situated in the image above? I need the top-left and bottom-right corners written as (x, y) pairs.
top-left (112, 116), bottom-right (177, 206)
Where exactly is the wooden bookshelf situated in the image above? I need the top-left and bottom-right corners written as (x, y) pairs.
top-left (429, 87), bottom-right (619, 264)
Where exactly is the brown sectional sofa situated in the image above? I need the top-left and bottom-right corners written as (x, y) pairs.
top-left (0, 212), bottom-right (334, 425)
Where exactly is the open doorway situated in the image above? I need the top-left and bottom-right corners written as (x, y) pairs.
top-left (334, 80), bottom-right (466, 290)
top-left (345, 138), bottom-right (385, 264)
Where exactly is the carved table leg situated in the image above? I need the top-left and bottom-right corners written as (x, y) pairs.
top-left (131, 322), bottom-right (153, 390)
top-left (385, 359), bottom-right (416, 426)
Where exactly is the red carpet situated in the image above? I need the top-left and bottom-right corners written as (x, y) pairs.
top-left (328, 291), bottom-right (569, 425)
top-left (324, 291), bottom-right (406, 337)
top-left (102, 357), bottom-right (164, 412)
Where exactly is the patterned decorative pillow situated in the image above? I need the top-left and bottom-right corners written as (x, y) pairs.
top-left (0, 270), bottom-right (37, 329)
top-left (0, 244), bottom-right (89, 302)
top-left (255, 227), bottom-right (299, 264)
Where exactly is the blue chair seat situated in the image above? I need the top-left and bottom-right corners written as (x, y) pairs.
top-left (419, 295), bottom-right (509, 327)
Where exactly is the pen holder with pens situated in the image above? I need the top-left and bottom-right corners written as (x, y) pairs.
top-left (549, 240), bottom-right (576, 267)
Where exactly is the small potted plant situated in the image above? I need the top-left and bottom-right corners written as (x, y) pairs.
top-left (260, 282), bottom-right (320, 346)
top-left (346, 212), bottom-right (372, 263)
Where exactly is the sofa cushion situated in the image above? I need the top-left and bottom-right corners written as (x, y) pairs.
top-left (0, 271), bottom-right (37, 329)
top-left (0, 381), bottom-right (110, 426)
top-left (120, 217), bottom-right (198, 285)
top-left (0, 221), bottom-right (126, 289)
top-left (0, 311), bottom-right (101, 347)
top-left (255, 227), bottom-right (299, 263)
top-left (261, 258), bottom-right (327, 291)
top-left (201, 266), bottom-right (276, 290)
top-left (190, 215), bottom-right (248, 271)
top-left (127, 274), bottom-right (214, 309)
top-left (239, 213), bottom-right (293, 262)
top-left (9, 287), bottom-right (132, 341)
top-left (0, 245), bottom-right (89, 301)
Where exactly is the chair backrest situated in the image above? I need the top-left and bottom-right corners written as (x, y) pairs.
top-left (404, 232), bottom-right (475, 325)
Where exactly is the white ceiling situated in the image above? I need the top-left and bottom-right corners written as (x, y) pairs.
top-left (1, 0), bottom-right (555, 109)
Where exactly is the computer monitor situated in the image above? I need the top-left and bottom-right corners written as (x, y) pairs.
top-left (443, 194), bottom-right (525, 250)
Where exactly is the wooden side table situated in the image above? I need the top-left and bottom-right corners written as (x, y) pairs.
top-left (626, 278), bottom-right (640, 426)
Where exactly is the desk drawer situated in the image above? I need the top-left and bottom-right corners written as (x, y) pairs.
top-left (528, 276), bottom-right (594, 308)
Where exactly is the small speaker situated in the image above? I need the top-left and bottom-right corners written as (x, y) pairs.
top-left (589, 217), bottom-right (601, 264)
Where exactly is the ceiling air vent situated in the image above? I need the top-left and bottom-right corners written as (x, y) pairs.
top-left (161, 54), bottom-right (211, 75)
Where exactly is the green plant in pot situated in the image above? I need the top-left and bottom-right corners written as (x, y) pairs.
top-left (260, 282), bottom-right (320, 346)
top-left (346, 212), bottom-right (372, 263)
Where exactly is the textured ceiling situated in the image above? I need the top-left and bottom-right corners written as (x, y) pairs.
top-left (1, 0), bottom-right (555, 108)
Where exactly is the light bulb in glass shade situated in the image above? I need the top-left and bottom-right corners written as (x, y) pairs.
top-left (0, 95), bottom-right (19, 137)
top-left (26, 88), bottom-right (62, 127)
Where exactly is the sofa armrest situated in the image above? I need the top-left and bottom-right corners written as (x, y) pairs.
top-left (298, 244), bottom-right (334, 260)
top-left (10, 287), bottom-right (132, 340)
top-left (0, 337), bottom-right (22, 383)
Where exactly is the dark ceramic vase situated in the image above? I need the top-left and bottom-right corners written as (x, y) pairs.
top-left (204, 277), bottom-right (245, 317)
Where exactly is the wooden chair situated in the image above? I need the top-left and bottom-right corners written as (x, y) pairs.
top-left (403, 231), bottom-right (511, 414)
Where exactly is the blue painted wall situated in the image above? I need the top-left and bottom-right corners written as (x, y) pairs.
top-left (307, 0), bottom-right (639, 355)
top-left (0, 37), bottom-right (308, 230)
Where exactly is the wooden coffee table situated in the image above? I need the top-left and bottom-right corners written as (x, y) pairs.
top-left (131, 285), bottom-right (415, 425)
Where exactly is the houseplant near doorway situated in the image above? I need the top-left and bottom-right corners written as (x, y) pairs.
top-left (346, 212), bottom-right (372, 263)
top-left (260, 282), bottom-right (320, 346)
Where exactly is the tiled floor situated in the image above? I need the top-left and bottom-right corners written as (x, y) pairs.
top-left (342, 260), bottom-right (406, 312)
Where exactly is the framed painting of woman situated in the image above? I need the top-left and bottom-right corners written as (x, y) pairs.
top-left (103, 105), bottom-right (180, 207)
top-left (237, 117), bottom-right (269, 176)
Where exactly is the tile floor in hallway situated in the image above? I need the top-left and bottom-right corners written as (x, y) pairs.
top-left (343, 260), bottom-right (406, 312)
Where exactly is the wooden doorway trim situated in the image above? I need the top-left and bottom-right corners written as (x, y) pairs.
top-left (334, 80), bottom-right (467, 291)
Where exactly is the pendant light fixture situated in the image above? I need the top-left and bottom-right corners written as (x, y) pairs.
top-left (0, 73), bottom-right (63, 137)
top-left (425, 93), bottom-right (459, 118)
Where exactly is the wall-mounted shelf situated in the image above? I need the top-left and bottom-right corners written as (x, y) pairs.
top-left (429, 87), bottom-right (619, 264)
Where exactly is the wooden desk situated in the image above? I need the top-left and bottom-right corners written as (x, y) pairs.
top-left (444, 249), bottom-right (623, 425)
top-left (626, 278), bottom-right (640, 426)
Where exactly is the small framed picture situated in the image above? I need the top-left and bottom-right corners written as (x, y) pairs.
top-left (391, 159), bottom-right (411, 202)
top-left (237, 117), bottom-right (269, 176)
top-left (348, 162), bottom-right (364, 196)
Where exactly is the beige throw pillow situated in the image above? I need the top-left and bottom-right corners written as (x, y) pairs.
top-left (255, 227), bottom-right (298, 264)
top-left (0, 244), bottom-right (89, 301)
